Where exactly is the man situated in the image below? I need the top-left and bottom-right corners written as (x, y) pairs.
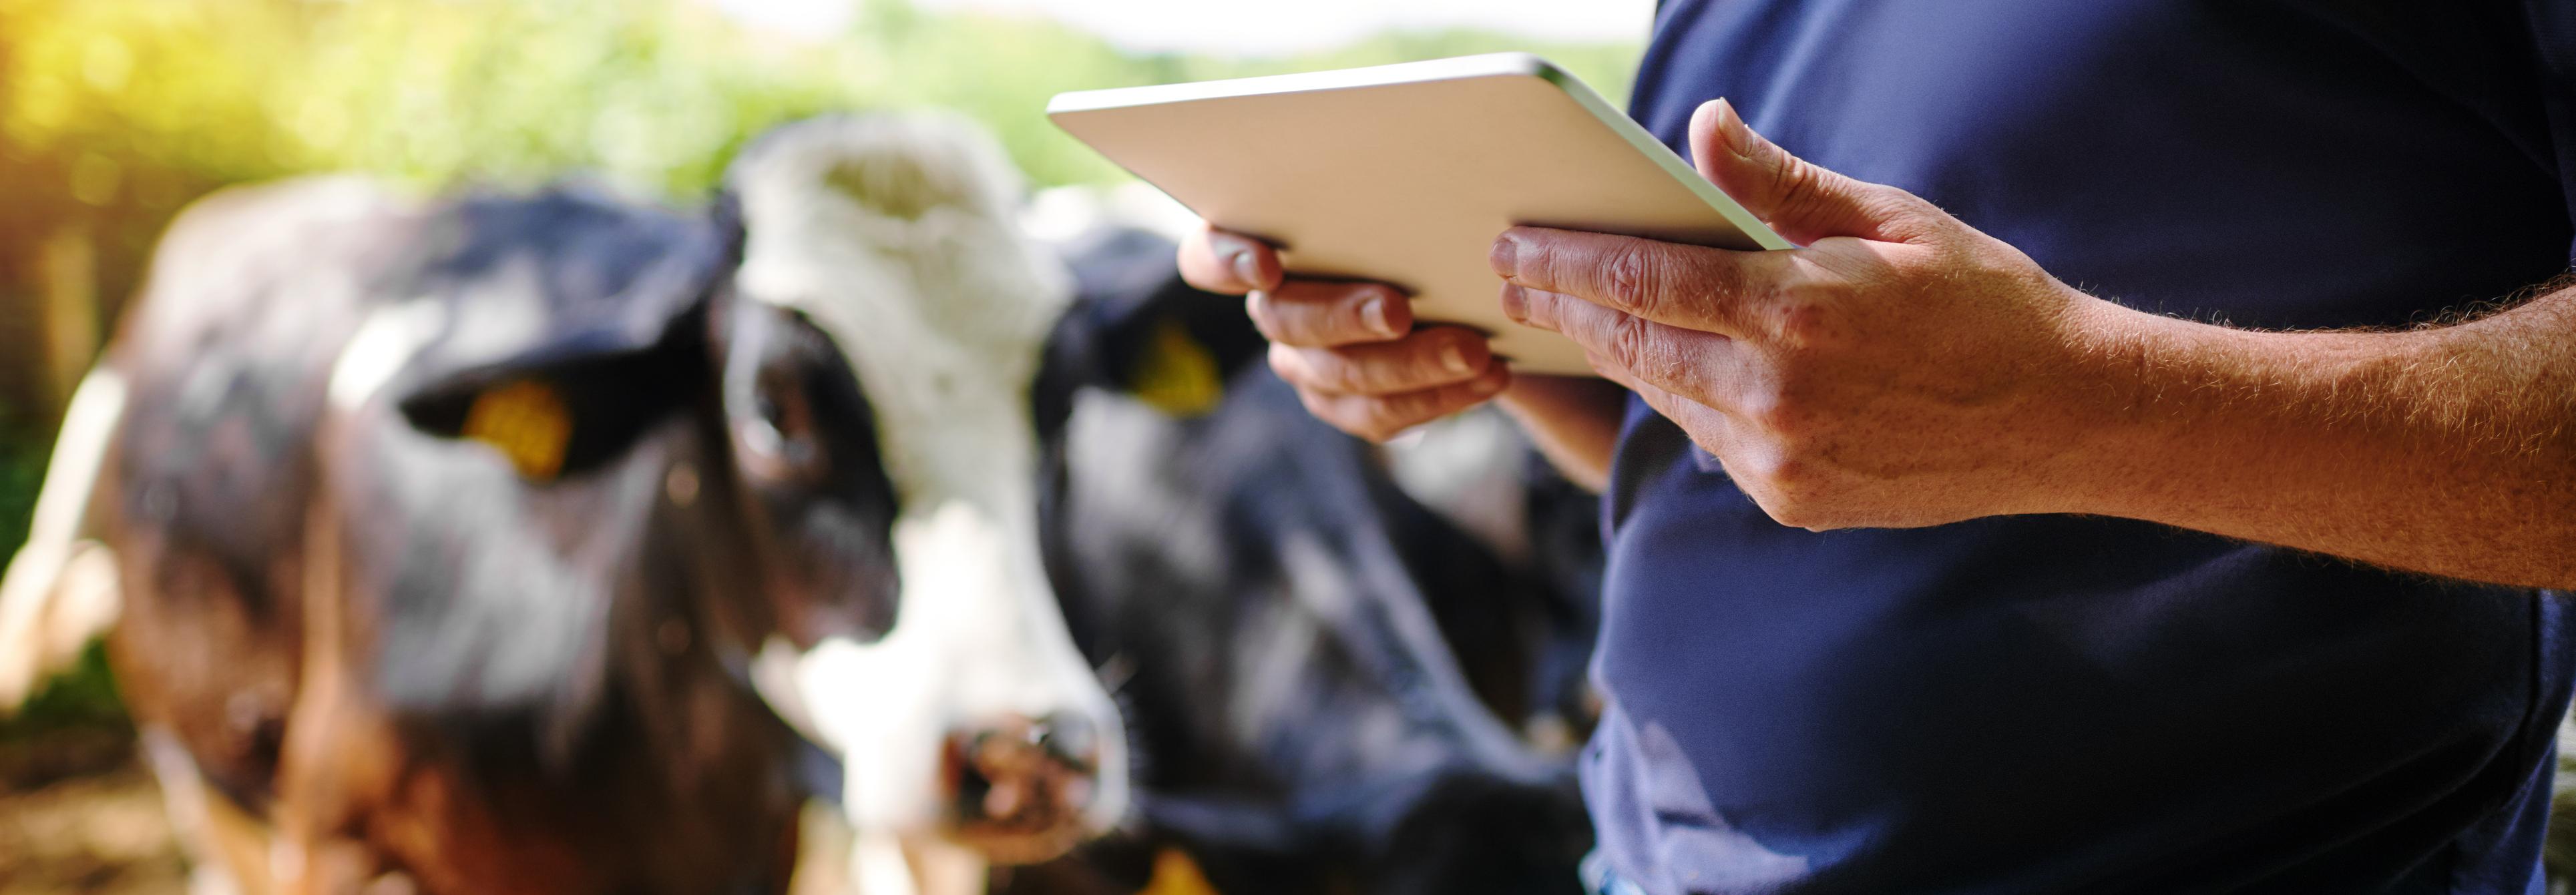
top-left (1179, 1), bottom-right (2576, 891)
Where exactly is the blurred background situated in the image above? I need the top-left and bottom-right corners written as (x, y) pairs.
top-left (0, 1), bottom-right (1643, 890)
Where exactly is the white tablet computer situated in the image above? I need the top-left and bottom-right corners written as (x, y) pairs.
top-left (1046, 52), bottom-right (1791, 376)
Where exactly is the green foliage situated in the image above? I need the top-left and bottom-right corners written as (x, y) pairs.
top-left (0, 429), bottom-right (34, 567)
top-left (2, 647), bottom-right (127, 741)
top-left (0, 436), bottom-right (35, 592)
top-left (0, 0), bottom-right (1642, 200)
top-left (0, 0), bottom-right (1641, 372)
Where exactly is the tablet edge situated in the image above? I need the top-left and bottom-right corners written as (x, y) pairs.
top-left (1045, 53), bottom-right (1795, 252)
top-left (1536, 65), bottom-right (1797, 252)
top-left (1045, 52), bottom-right (1551, 116)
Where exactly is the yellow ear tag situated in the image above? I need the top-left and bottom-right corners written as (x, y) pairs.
top-left (461, 378), bottom-right (572, 480)
top-left (1128, 318), bottom-right (1224, 417)
top-left (1138, 847), bottom-right (1220, 895)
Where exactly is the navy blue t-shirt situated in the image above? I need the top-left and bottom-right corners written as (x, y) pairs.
top-left (1585, 2), bottom-right (2576, 892)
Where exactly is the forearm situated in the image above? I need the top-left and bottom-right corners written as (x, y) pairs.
top-left (1495, 374), bottom-right (1627, 493)
top-left (2061, 284), bottom-right (2576, 589)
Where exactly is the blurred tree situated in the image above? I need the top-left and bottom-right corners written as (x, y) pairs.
top-left (0, 0), bottom-right (1639, 412)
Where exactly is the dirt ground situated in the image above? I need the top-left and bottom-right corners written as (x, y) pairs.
top-left (0, 725), bottom-right (875, 895)
top-left (0, 728), bottom-right (188, 895)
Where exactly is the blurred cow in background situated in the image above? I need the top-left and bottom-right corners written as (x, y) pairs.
top-left (998, 216), bottom-right (1607, 895)
top-left (0, 174), bottom-right (872, 895)
top-left (0, 114), bottom-right (1130, 895)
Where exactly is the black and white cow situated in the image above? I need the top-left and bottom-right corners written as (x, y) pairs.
top-left (0, 115), bottom-right (1130, 894)
top-left (720, 116), bottom-right (1134, 893)
top-left (0, 174), bottom-right (881, 894)
top-left (999, 222), bottom-right (1606, 895)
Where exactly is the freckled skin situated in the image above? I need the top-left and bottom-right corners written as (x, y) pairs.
top-left (1187, 97), bottom-right (2576, 592)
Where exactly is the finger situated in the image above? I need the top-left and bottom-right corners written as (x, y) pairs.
top-left (1491, 226), bottom-right (1807, 338)
top-left (1502, 282), bottom-right (1743, 408)
top-left (1297, 364), bottom-right (1511, 442)
top-left (1267, 328), bottom-right (1492, 396)
top-left (1248, 280), bottom-right (1411, 347)
top-left (1589, 352), bottom-right (1745, 473)
top-left (1591, 354), bottom-right (1733, 440)
top-left (1178, 226), bottom-right (1283, 294)
top-left (1690, 98), bottom-right (1919, 244)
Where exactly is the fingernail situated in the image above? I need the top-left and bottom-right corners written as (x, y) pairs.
top-left (1361, 294), bottom-right (1397, 338)
top-left (1499, 284), bottom-right (1528, 323)
top-left (1490, 234), bottom-right (1520, 279)
top-left (1440, 342), bottom-right (1471, 375)
top-left (1230, 249), bottom-right (1263, 288)
top-left (1715, 97), bottom-right (1759, 156)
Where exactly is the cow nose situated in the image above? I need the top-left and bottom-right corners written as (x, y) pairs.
top-left (943, 713), bottom-right (1103, 864)
top-left (1033, 710), bottom-right (1099, 770)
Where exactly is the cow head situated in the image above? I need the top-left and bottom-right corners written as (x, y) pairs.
top-left (724, 113), bottom-right (1131, 868)
top-left (368, 187), bottom-right (907, 735)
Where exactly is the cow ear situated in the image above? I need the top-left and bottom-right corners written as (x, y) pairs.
top-left (393, 192), bottom-right (741, 481)
top-left (396, 312), bottom-right (711, 482)
top-left (1124, 314), bottom-right (1229, 416)
top-left (1037, 227), bottom-right (1267, 427)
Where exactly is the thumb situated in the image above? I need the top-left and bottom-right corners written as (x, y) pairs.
top-left (1691, 98), bottom-right (1917, 244)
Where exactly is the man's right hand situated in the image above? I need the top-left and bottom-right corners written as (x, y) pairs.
top-left (1178, 227), bottom-right (1510, 442)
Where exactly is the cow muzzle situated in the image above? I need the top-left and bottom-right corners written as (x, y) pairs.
top-left (941, 711), bottom-right (1101, 864)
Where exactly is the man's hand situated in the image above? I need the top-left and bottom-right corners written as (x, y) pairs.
top-left (1498, 97), bottom-right (2576, 590)
top-left (1496, 99), bottom-right (2126, 528)
top-left (1177, 229), bottom-right (1510, 442)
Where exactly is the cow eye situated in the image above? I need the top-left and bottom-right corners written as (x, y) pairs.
top-left (754, 387), bottom-right (787, 431)
top-left (739, 366), bottom-right (824, 479)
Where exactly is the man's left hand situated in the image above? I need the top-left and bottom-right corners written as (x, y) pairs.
top-left (1495, 98), bottom-right (2133, 529)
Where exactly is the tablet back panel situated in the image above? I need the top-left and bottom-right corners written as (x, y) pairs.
top-left (1048, 53), bottom-right (1787, 375)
